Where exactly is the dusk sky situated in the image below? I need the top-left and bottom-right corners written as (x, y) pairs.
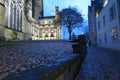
top-left (44, 0), bottom-right (91, 39)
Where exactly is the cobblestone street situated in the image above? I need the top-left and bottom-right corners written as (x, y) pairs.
top-left (75, 46), bottom-right (120, 80)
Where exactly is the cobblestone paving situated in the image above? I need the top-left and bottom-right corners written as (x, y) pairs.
top-left (0, 41), bottom-right (73, 79)
top-left (75, 46), bottom-right (120, 80)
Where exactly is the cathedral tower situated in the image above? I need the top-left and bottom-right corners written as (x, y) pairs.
top-left (32, 0), bottom-right (43, 22)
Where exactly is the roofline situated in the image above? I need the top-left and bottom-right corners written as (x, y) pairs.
top-left (40, 16), bottom-right (55, 19)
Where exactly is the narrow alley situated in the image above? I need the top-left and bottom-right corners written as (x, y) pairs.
top-left (75, 46), bottom-right (120, 80)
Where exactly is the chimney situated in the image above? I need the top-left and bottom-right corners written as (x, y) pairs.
top-left (55, 6), bottom-right (59, 15)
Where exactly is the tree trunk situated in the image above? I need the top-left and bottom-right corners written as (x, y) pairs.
top-left (68, 27), bottom-right (72, 40)
top-left (69, 31), bottom-right (72, 40)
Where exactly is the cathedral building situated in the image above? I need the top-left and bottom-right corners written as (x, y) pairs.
top-left (0, 0), bottom-right (43, 41)
top-left (2, 0), bottom-right (25, 40)
top-left (0, 0), bottom-right (5, 40)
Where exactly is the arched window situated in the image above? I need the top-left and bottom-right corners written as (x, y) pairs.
top-left (20, 10), bottom-right (23, 32)
top-left (4, 0), bottom-right (9, 27)
top-left (10, 3), bottom-right (13, 28)
top-left (14, 5), bottom-right (17, 29)
top-left (17, 8), bottom-right (20, 31)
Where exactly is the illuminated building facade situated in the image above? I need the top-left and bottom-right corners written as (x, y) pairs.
top-left (32, 7), bottom-right (62, 40)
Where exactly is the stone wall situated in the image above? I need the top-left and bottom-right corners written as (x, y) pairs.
top-left (0, 0), bottom-right (5, 40)
top-left (4, 28), bottom-right (23, 41)
top-left (0, 0), bottom-right (33, 41)
top-left (3, 54), bottom-right (84, 80)
top-left (23, 17), bottom-right (32, 40)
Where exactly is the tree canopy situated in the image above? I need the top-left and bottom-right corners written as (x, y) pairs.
top-left (60, 7), bottom-right (84, 39)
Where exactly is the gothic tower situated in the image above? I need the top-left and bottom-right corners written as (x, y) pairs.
top-left (54, 6), bottom-right (62, 39)
top-left (32, 0), bottom-right (43, 22)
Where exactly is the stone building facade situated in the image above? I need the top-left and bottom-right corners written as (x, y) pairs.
top-left (32, 7), bottom-right (62, 40)
top-left (88, 0), bottom-right (120, 51)
top-left (88, 1), bottom-right (97, 46)
top-left (38, 16), bottom-right (61, 40)
top-left (0, 0), bottom-right (43, 41)
top-left (3, 0), bottom-right (24, 40)
top-left (88, 0), bottom-right (104, 46)
top-left (96, 0), bottom-right (120, 51)
top-left (0, 0), bottom-right (5, 40)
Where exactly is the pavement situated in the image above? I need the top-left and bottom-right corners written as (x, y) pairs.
top-left (0, 41), bottom-right (73, 79)
top-left (75, 46), bottom-right (120, 80)
top-left (0, 41), bottom-right (120, 80)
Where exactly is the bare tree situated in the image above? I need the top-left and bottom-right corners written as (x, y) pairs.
top-left (60, 7), bottom-right (84, 39)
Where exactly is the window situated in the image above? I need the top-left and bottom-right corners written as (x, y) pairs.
top-left (10, 3), bottom-right (13, 28)
top-left (14, 6), bottom-right (17, 29)
top-left (39, 30), bottom-right (42, 38)
top-left (51, 31), bottom-right (54, 37)
top-left (17, 9), bottom-right (20, 31)
top-left (103, 15), bottom-right (106, 27)
top-left (99, 0), bottom-right (103, 4)
top-left (40, 20), bottom-right (44, 25)
top-left (20, 10), bottom-right (22, 32)
top-left (49, 20), bottom-right (52, 24)
top-left (111, 27), bottom-right (119, 42)
top-left (45, 30), bottom-right (48, 37)
top-left (98, 21), bottom-right (100, 30)
top-left (109, 4), bottom-right (116, 21)
top-left (96, 11), bottom-right (99, 18)
top-left (92, 26), bottom-right (94, 33)
top-left (104, 33), bottom-right (107, 44)
top-left (99, 38), bottom-right (102, 45)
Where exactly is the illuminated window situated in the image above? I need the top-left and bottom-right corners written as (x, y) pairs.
top-left (96, 11), bottom-right (99, 18)
top-left (45, 30), bottom-right (48, 37)
top-left (111, 27), bottom-right (119, 42)
top-left (51, 31), bottom-right (54, 37)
